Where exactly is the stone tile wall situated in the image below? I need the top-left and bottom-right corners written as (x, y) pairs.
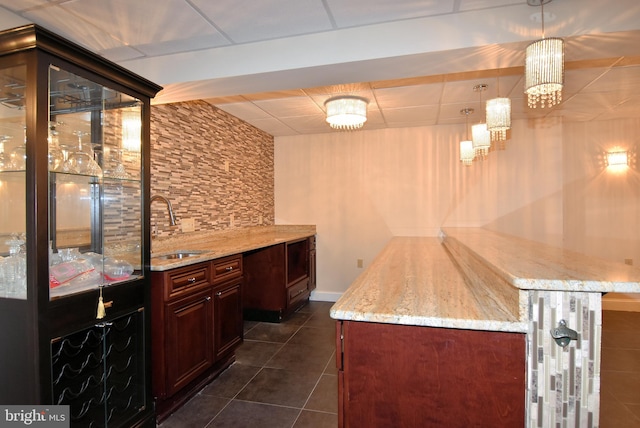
top-left (150, 100), bottom-right (274, 237)
top-left (527, 290), bottom-right (602, 428)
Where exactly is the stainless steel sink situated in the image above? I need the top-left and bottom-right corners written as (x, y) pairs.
top-left (152, 251), bottom-right (207, 261)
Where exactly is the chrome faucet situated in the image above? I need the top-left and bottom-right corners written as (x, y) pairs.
top-left (150, 194), bottom-right (177, 226)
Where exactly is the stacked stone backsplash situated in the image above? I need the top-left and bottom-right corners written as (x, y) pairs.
top-left (150, 100), bottom-right (274, 238)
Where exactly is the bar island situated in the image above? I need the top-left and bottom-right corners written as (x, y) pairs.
top-left (330, 228), bottom-right (640, 427)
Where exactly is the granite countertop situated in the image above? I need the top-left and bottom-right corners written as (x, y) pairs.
top-left (150, 225), bottom-right (316, 271)
top-left (442, 228), bottom-right (640, 293)
top-left (330, 229), bottom-right (640, 332)
top-left (330, 237), bottom-right (527, 333)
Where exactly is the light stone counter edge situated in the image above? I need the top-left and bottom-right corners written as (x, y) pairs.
top-left (150, 225), bottom-right (316, 271)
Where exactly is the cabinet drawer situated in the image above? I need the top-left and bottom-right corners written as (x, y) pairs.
top-left (287, 278), bottom-right (309, 308)
top-left (165, 263), bottom-right (211, 300)
top-left (212, 255), bottom-right (242, 284)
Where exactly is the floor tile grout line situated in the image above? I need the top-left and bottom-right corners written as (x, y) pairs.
top-left (205, 317), bottom-right (293, 427)
top-left (240, 313), bottom-right (332, 427)
top-left (162, 304), bottom-right (338, 427)
top-left (202, 365), bottom-right (268, 427)
top-left (290, 358), bottom-right (332, 428)
top-left (226, 397), bottom-right (333, 417)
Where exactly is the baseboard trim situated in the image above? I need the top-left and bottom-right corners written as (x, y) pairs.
top-left (310, 290), bottom-right (342, 302)
top-left (602, 293), bottom-right (640, 312)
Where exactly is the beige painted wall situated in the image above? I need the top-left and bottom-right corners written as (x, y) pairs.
top-left (275, 118), bottom-right (639, 297)
top-left (562, 118), bottom-right (640, 264)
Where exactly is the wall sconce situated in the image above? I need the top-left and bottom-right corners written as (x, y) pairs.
top-left (606, 151), bottom-right (628, 167)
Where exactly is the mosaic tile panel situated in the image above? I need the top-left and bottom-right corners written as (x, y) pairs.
top-left (527, 290), bottom-right (602, 428)
top-left (150, 100), bottom-right (275, 237)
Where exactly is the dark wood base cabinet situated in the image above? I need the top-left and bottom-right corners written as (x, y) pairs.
top-left (336, 321), bottom-right (526, 428)
top-left (243, 236), bottom-right (315, 322)
top-left (151, 255), bottom-right (243, 422)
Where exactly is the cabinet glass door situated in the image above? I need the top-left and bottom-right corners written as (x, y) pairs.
top-left (48, 65), bottom-right (144, 300)
top-left (0, 64), bottom-right (27, 300)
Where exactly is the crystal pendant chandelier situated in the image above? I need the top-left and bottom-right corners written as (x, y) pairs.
top-left (459, 108), bottom-right (475, 166)
top-left (460, 140), bottom-right (475, 166)
top-left (486, 97), bottom-right (511, 142)
top-left (525, 0), bottom-right (564, 108)
top-left (472, 84), bottom-right (491, 158)
top-left (472, 123), bottom-right (491, 158)
top-left (324, 96), bottom-right (368, 130)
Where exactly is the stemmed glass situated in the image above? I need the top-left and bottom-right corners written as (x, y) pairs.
top-left (68, 131), bottom-right (91, 174)
top-left (48, 122), bottom-right (64, 172)
top-left (68, 131), bottom-right (102, 176)
top-left (85, 151), bottom-right (103, 177)
top-left (108, 149), bottom-right (128, 179)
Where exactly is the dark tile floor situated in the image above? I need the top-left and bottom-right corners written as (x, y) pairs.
top-left (158, 300), bottom-right (338, 428)
top-left (600, 310), bottom-right (640, 427)
top-left (158, 305), bottom-right (638, 428)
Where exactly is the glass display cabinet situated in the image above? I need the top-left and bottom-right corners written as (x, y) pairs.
top-left (0, 25), bottom-right (162, 427)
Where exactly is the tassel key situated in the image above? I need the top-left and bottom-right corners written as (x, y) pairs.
top-left (97, 287), bottom-right (106, 319)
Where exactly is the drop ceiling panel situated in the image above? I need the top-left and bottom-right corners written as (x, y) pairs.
top-left (279, 114), bottom-right (332, 134)
top-left (374, 84), bottom-right (443, 109)
top-left (63, 0), bottom-right (224, 50)
top-left (98, 45), bottom-right (145, 62)
top-left (0, 0), bottom-right (46, 10)
top-left (243, 117), bottom-right (299, 136)
top-left (191, 0), bottom-right (333, 43)
top-left (599, 96), bottom-right (640, 120)
top-left (326, 0), bottom-right (456, 27)
top-left (492, 75), bottom-right (521, 98)
top-left (133, 33), bottom-right (229, 57)
top-left (510, 97), bottom-right (550, 120)
top-left (557, 92), bottom-right (633, 118)
top-left (441, 79), bottom-right (498, 105)
top-left (582, 65), bottom-right (640, 94)
top-left (383, 105), bottom-right (440, 127)
top-left (23, 6), bottom-right (121, 51)
top-left (438, 102), bottom-right (481, 123)
top-left (214, 102), bottom-right (275, 121)
top-left (458, 0), bottom-right (524, 12)
top-left (561, 68), bottom-right (609, 96)
top-left (253, 97), bottom-right (324, 118)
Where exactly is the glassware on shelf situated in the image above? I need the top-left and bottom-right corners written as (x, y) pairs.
top-left (0, 135), bottom-right (11, 171)
top-left (68, 131), bottom-right (102, 177)
top-left (107, 149), bottom-right (128, 179)
top-left (59, 149), bottom-right (74, 173)
top-left (48, 122), bottom-right (64, 172)
top-left (68, 131), bottom-right (91, 174)
top-left (2, 235), bottom-right (27, 299)
top-left (85, 152), bottom-right (103, 177)
top-left (8, 127), bottom-right (27, 171)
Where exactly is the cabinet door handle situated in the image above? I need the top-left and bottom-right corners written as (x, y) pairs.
top-left (187, 277), bottom-right (196, 283)
top-left (216, 291), bottom-right (222, 296)
top-left (225, 266), bottom-right (233, 271)
top-left (205, 296), bottom-right (211, 302)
